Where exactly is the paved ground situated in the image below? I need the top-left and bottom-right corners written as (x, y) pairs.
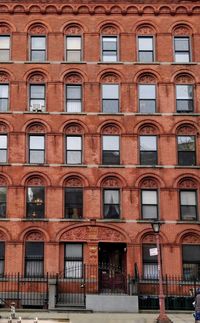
top-left (0, 312), bottom-right (195, 323)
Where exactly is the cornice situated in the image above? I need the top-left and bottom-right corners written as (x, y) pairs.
top-left (0, 0), bottom-right (199, 3)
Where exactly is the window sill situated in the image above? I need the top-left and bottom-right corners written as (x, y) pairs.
top-left (22, 218), bottom-right (48, 222)
top-left (60, 112), bottom-right (87, 115)
top-left (62, 164), bottom-right (87, 168)
top-left (97, 112), bottom-right (124, 116)
top-left (23, 111), bottom-right (49, 114)
top-left (60, 61), bottom-right (87, 64)
top-left (171, 62), bottom-right (197, 65)
top-left (176, 220), bottom-right (200, 224)
top-left (134, 62), bottom-right (160, 65)
top-left (60, 218), bottom-right (87, 222)
top-left (24, 163), bottom-right (49, 167)
top-left (98, 62), bottom-right (124, 65)
top-left (0, 61), bottom-right (13, 64)
top-left (99, 165), bottom-right (125, 168)
top-left (99, 219), bottom-right (125, 223)
top-left (136, 219), bottom-right (164, 224)
top-left (175, 165), bottom-right (200, 169)
top-left (24, 61), bottom-right (50, 64)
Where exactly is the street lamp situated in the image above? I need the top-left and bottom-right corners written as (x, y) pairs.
top-left (151, 221), bottom-right (173, 323)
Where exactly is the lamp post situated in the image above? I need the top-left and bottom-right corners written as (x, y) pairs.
top-left (151, 222), bottom-right (173, 323)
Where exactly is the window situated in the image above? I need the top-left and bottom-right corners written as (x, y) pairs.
top-left (66, 85), bottom-right (82, 112)
top-left (0, 242), bottom-right (5, 276)
top-left (30, 36), bottom-right (46, 61)
top-left (177, 136), bottom-right (195, 166)
top-left (65, 188), bottom-right (83, 219)
top-left (139, 84), bottom-right (156, 113)
top-left (140, 136), bottom-right (157, 165)
top-left (0, 187), bottom-right (6, 218)
top-left (66, 36), bottom-right (82, 61)
top-left (66, 136), bottom-right (82, 164)
top-left (138, 36), bottom-right (154, 62)
top-left (176, 85), bottom-right (193, 112)
top-left (0, 135), bottom-right (7, 163)
top-left (29, 84), bottom-right (45, 112)
top-left (102, 135), bottom-right (120, 165)
top-left (103, 189), bottom-right (120, 219)
top-left (174, 37), bottom-right (190, 62)
top-left (0, 36), bottom-right (10, 61)
top-left (26, 186), bottom-right (45, 218)
top-left (25, 242), bottom-right (44, 277)
top-left (141, 190), bottom-right (158, 219)
top-left (180, 190), bottom-right (197, 220)
top-left (143, 244), bottom-right (158, 279)
top-left (29, 135), bottom-right (45, 164)
top-left (64, 243), bottom-right (83, 278)
top-left (102, 36), bottom-right (118, 62)
top-left (182, 245), bottom-right (200, 280)
top-left (0, 84), bottom-right (9, 112)
top-left (102, 84), bottom-right (119, 113)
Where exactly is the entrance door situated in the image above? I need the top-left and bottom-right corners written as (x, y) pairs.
top-left (98, 243), bottom-right (127, 293)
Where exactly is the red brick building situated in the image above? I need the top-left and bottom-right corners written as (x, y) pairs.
top-left (0, 0), bottom-right (199, 301)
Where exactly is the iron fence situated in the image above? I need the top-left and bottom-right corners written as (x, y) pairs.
top-left (138, 275), bottom-right (200, 310)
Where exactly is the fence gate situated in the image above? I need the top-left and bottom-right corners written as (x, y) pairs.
top-left (56, 265), bottom-right (86, 307)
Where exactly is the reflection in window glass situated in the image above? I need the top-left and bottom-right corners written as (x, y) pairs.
top-left (0, 135), bottom-right (7, 163)
top-left (65, 243), bottom-right (83, 278)
top-left (140, 136), bottom-right (157, 165)
top-left (29, 135), bottom-right (45, 164)
top-left (102, 84), bottom-right (119, 113)
top-left (31, 36), bottom-right (46, 61)
top-left (180, 190), bottom-right (197, 220)
top-left (138, 36), bottom-right (154, 62)
top-left (141, 190), bottom-right (158, 219)
top-left (174, 37), bottom-right (190, 62)
top-left (0, 84), bottom-right (9, 112)
top-left (178, 136), bottom-right (195, 166)
top-left (0, 187), bottom-right (6, 218)
top-left (139, 84), bottom-right (156, 113)
top-left (102, 36), bottom-right (118, 62)
top-left (176, 85), bottom-right (193, 112)
top-left (65, 188), bottom-right (83, 219)
top-left (102, 135), bottom-right (120, 165)
top-left (27, 187), bottom-right (45, 218)
top-left (66, 36), bottom-right (82, 61)
top-left (103, 189), bottom-right (120, 219)
top-left (66, 85), bottom-right (82, 112)
top-left (66, 136), bottom-right (82, 164)
top-left (0, 36), bottom-right (10, 61)
top-left (30, 85), bottom-right (45, 111)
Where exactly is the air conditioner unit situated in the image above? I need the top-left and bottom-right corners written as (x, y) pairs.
top-left (30, 104), bottom-right (45, 112)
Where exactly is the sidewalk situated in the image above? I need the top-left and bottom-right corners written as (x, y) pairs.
top-left (0, 311), bottom-right (195, 323)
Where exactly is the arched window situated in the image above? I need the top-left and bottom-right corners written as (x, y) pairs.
top-left (176, 124), bottom-right (196, 166)
top-left (140, 177), bottom-right (159, 220)
top-left (28, 24), bottom-right (47, 62)
top-left (101, 73), bottom-right (120, 113)
top-left (64, 73), bottom-right (83, 113)
top-left (26, 176), bottom-right (45, 219)
top-left (101, 176), bottom-right (121, 219)
top-left (139, 124), bottom-right (159, 165)
top-left (27, 123), bottom-right (46, 164)
top-left (178, 178), bottom-right (198, 221)
top-left (101, 25), bottom-right (119, 62)
top-left (173, 25), bottom-right (192, 63)
top-left (0, 176), bottom-right (8, 219)
top-left (0, 72), bottom-right (10, 112)
top-left (142, 234), bottom-right (158, 279)
top-left (175, 74), bottom-right (194, 113)
top-left (25, 231), bottom-right (44, 277)
top-left (101, 124), bottom-right (120, 165)
top-left (28, 73), bottom-right (46, 112)
top-left (64, 177), bottom-right (83, 219)
top-left (181, 234), bottom-right (200, 279)
top-left (138, 74), bottom-right (157, 113)
top-left (0, 23), bottom-right (11, 61)
top-left (64, 24), bottom-right (83, 62)
top-left (137, 24), bottom-right (156, 63)
top-left (65, 123), bottom-right (84, 164)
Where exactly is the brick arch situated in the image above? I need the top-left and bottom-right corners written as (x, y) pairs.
top-left (26, 71), bottom-right (48, 83)
top-left (13, 5), bottom-right (25, 14)
top-left (62, 22), bottom-right (84, 34)
top-left (175, 230), bottom-right (200, 244)
top-left (60, 120), bottom-right (89, 134)
top-left (23, 119), bottom-right (51, 133)
top-left (97, 173), bottom-right (127, 188)
top-left (136, 72), bottom-right (158, 84)
top-left (0, 70), bottom-right (13, 83)
top-left (126, 5), bottom-right (139, 14)
top-left (19, 227), bottom-right (49, 242)
top-left (61, 173), bottom-right (89, 187)
top-left (133, 20), bottom-right (158, 33)
top-left (25, 20), bottom-right (51, 33)
top-left (134, 228), bottom-right (168, 244)
top-left (56, 223), bottom-right (131, 243)
top-left (101, 123), bottom-right (121, 135)
top-left (61, 5), bottom-right (73, 14)
top-left (64, 72), bottom-right (83, 84)
top-left (61, 69), bottom-right (87, 83)
top-left (94, 5), bottom-right (106, 14)
top-left (28, 5), bottom-right (41, 14)
top-left (0, 120), bottom-right (12, 132)
top-left (100, 72), bottom-right (121, 84)
top-left (110, 5), bottom-right (123, 14)
top-left (175, 6), bottom-right (189, 15)
top-left (77, 5), bottom-right (90, 14)
top-left (0, 227), bottom-right (11, 241)
top-left (175, 122), bottom-right (198, 135)
top-left (0, 174), bottom-right (10, 186)
top-left (45, 5), bottom-right (58, 14)
top-left (0, 21), bottom-right (14, 33)
top-left (99, 21), bottom-right (123, 33)
top-left (135, 174), bottom-right (165, 188)
top-left (21, 172), bottom-right (51, 187)
top-left (137, 122), bottom-right (160, 135)
top-left (158, 6), bottom-right (171, 14)
top-left (0, 6), bottom-right (9, 14)
top-left (97, 120), bottom-right (125, 134)
top-left (173, 174), bottom-right (199, 189)
top-left (171, 22), bottom-right (193, 35)
top-left (173, 72), bottom-right (195, 84)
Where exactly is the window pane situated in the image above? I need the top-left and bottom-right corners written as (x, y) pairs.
top-left (139, 52), bottom-right (154, 62)
top-left (143, 264), bottom-right (158, 279)
top-left (67, 37), bottom-right (81, 50)
top-left (26, 242), bottom-right (44, 257)
top-left (143, 245), bottom-right (158, 262)
top-left (67, 101), bottom-right (81, 113)
top-left (31, 51), bottom-right (46, 61)
top-left (175, 53), bottom-right (190, 63)
top-left (103, 136), bottom-right (119, 150)
top-left (67, 136), bottom-right (81, 150)
top-left (65, 188), bottom-right (83, 204)
top-left (181, 206), bottom-right (197, 220)
top-left (0, 85), bottom-right (8, 98)
top-left (27, 187), bottom-right (44, 203)
top-left (140, 151), bottom-right (157, 165)
top-left (65, 244), bottom-right (82, 258)
top-left (178, 136), bottom-right (195, 151)
top-left (104, 190), bottom-right (119, 204)
top-left (0, 136), bottom-right (7, 149)
top-left (178, 151), bottom-right (195, 166)
top-left (181, 191), bottom-right (196, 205)
top-left (139, 85), bottom-right (155, 99)
top-left (102, 53), bottom-right (117, 62)
top-left (67, 51), bottom-right (81, 62)
top-left (176, 85), bottom-right (193, 99)
top-left (30, 85), bottom-right (45, 98)
top-left (175, 38), bottom-right (189, 51)
top-left (0, 188), bottom-right (6, 203)
top-left (67, 86), bottom-right (81, 99)
top-left (102, 85), bottom-right (118, 99)
top-left (138, 37), bottom-right (153, 50)
top-left (65, 261), bottom-right (82, 278)
top-left (0, 37), bottom-right (10, 49)
top-left (142, 205), bottom-right (157, 219)
top-left (183, 245), bottom-right (200, 262)
top-left (103, 37), bottom-right (117, 50)
top-left (142, 190), bottom-right (157, 204)
top-left (26, 261), bottom-right (43, 277)
top-left (103, 151), bottom-right (120, 165)
top-left (103, 100), bottom-right (119, 113)
top-left (176, 100), bottom-right (193, 112)
top-left (183, 264), bottom-right (199, 280)
top-left (67, 151), bottom-right (81, 164)
top-left (30, 151), bottom-right (44, 163)
top-left (139, 100), bottom-right (156, 113)
top-left (30, 136), bottom-right (44, 149)
top-left (31, 37), bottom-right (46, 50)
top-left (104, 204), bottom-right (120, 219)
top-left (0, 50), bottom-right (9, 61)
top-left (140, 136), bottom-right (156, 151)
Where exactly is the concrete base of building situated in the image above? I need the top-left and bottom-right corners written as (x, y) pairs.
top-left (86, 294), bottom-right (138, 312)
